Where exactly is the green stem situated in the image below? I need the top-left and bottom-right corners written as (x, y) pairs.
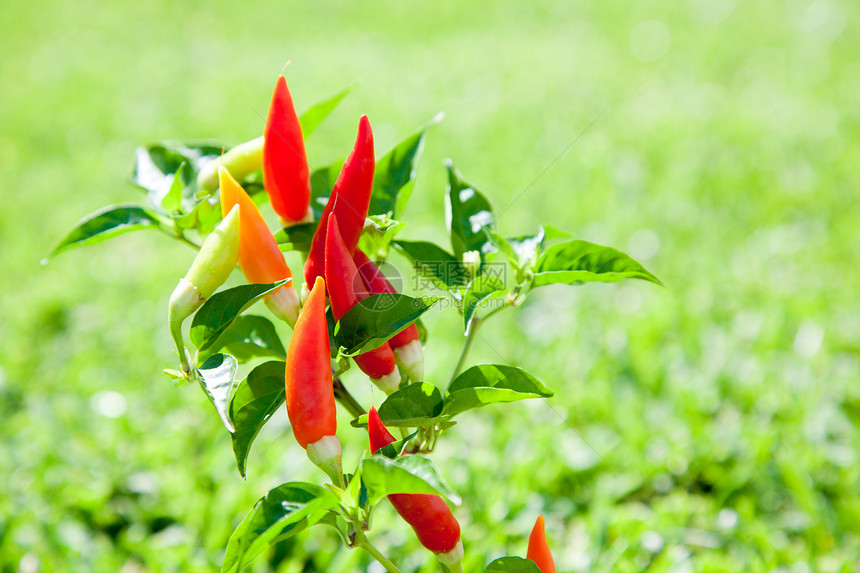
top-left (450, 316), bottom-right (480, 385)
top-left (355, 530), bottom-right (402, 573)
top-left (333, 378), bottom-right (366, 418)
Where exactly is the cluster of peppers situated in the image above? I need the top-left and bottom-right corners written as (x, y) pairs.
top-left (165, 75), bottom-right (556, 572)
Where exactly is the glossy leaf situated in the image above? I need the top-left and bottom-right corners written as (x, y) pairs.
top-left (350, 383), bottom-right (443, 428)
top-left (485, 557), bottom-right (544, 573)
top-left (361, 454), bottom-right (461, 506)
top-left (196, 353), bottom-right (239, 433)
top-left (334, 294), bottom-right (442, 356)
top-left (45, 204), bottom-right (164, 260)
top-left (133, 143), bottom-right (221, 211)
top-left (369, 113), bottom-right (442, 217)
top-left (221, 482), bottom-right (339, 573)
top-left (532, 239), bottom-right (663, 287)
top-left (274, 222), bottom-right (316, 253)
top-left (445, 160), bottom-right (495, 260)
top-left (174, 195), bottom-right (222, 235)
top-left (375, 431), bottom-right (418, 460)
top-left (394, 240), bottom-right (469, 289)
top-left (190, 281), bottom-right (289, 356)
top-left (201, 315), bottom-right (286, 364)
top-left (443, 364), bottom-right (554, 418)
top-left (461, 275), bottom-right (507, 332)
top-left (228, 361), bottom-right (286, 478)
top-left (298, 84), bottom-right (353, 138)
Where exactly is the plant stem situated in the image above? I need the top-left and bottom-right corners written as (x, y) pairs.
top-left (333, 378), bottom-right (366, 418)
top-left (450, 316), bottom-right (480, 385)
top-left (355, 530), bottom-right (402, 573)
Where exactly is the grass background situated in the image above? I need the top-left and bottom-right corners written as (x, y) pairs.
top-left (2, 0), bottom-right (859, 571)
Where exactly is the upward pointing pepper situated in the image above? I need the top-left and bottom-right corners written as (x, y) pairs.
top-left (325, 216), bottom-right (400, 394)
top-left (527, 515), bottom-right (556, 573)
top-left (353, 249), bottom-right (424, 381)
top-left (219, 166), bottom-right (300, 326)
top-left (304, 114), bottom-right (374, 288)
top-left (167, 204), bottom-right (241, 375)
top-left (285, 276), bottom-right (342, 485)
top-left (263, 75), bottom-right (312, 225)
top-left (367, 407), bottom-right (464, 569)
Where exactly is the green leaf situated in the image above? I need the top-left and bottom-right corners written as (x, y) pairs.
top-left (350, 383), bottom-right (443, 428)
top-left (394, 240), bottom-right (469, 290)
top-left (221, 482), bottom-right (339, 573)
top-left (485, 557), bottom-right (544, 573)
top-left (190, 281), bottom-right (289, 356)
top-left (174, 195), bottom-right (222, 234)
top-left (361, 454), bottom-right (460, 506)
top-left (133, 143), bottom-right (222, 211)
top-left (228, 361), bottom-right (286, 478)
top-left (358, 215), bottom-right (406, 259)
top-left (200, 315), bottom-right (286, 364)
top-left (370, 113), bottom-right (442, 217)
top-left (444, 160), bottom-right (495, 260)
top-left (195, 353), bottom-right (239, 432)
top-left (334, 294), bottom-right (442, 356)
top-left (461, 275), bottom-right (508, 332)
top-left (375, 431), bottom-right (418, 460)
top-left (45, 204), bottom-right (164, 260)
top-left (532, 239), bottom-right (663, 287)
top-left (298, 84), bottom-right (353, 138)
top-left (443, 364), bottom-right (554, 418)
top-left (274, 222), bottom-right (317, 253)
top-left (308, 160), bottom-right (344, 218)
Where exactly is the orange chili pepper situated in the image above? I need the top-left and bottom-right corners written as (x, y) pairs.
top-left (527, 515), bottom-right (556, 573)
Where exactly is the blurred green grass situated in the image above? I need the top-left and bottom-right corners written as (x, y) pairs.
top-left (2, 0), bottom-right (860, 571)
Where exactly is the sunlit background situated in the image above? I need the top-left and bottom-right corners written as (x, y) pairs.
top-left (2, 0), bottom-right (859, 571)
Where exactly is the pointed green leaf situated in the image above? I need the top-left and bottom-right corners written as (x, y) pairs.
top-left (445, 160), bottom-right (495, 260)
top-left (485, 557), bottom-right (544, 573)
top-left (443, 364), bottom-right (554, 418)
top-left (394, 240), bottom-right (469, 290)
top-left (370, 113), bottom-right (442, 217)
top-left (298, 84), bottom-right (353, 138)
top-left (350, 383), bottom-right (443, 428)
top-left (274, 222), bottom-right (317, 253)
top-left (228, 361), bottom-right (286, 478)
top-left (334, 294), bottom-right (442, 356)
top-left (196, 353), bottom-right (239, 432)
top-left (200, 315), bottom-right (286, 364)
top-left (358, 215), bottom-right (406, 259)
top-left (46, 204), bottom-right (165, 260)
top-left (190, 281), bottom-right (289, 355)
top-left (221, 482), bottom-right (339, 573)
top-left (361, 454), bottom-right (460, 507)
top-left (532, 239), bottom-right (663, 287)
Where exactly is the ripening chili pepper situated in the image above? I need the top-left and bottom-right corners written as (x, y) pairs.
top-left (367, 407), bottom-right (464, 567)
top-left (219, 166), bottom-right (300, 326)
top-left (527, 515), bottom-right (556, 573)
top-left (304, 114), bottom-right (374, 288)
top-left (325, 216), bottom-right (400, 394)
top-left (263, 75), bottom-right (312, 225)
top-left (168, 204), bottom-right (241, 375)
top-left (353, 249), bottom-right (424, 381)
top-left (284, 276), bottom-right (343, 484)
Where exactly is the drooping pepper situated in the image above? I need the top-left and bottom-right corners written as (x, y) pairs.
top-left (284, 276), bottom-right (342, 484)
top-left (325, 216), bottom-right (400, 394)
top-left (219, 166), bottom-right (300, 326)
top-left (263, 74), bottom-right (312, 225)
top-left (368, 407), bottom-right (464, 568)
top-left (304, 114), bottom-right (374, 288)
top-left (353, 249), bottom-right (424, 381)
top-left (168, 204), bottom-right (241, 375)
top-left (527, 515), bottom-right (556, 573)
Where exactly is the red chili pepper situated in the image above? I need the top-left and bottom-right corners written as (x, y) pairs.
top-left (219, 166), bottom-right (300, 325)
top-left (367, 407), bottom-right (463, 562)
top-left (353, 250), bottom-right (424, 381)
top-left (263, 75), bottom-right (312, 225)
top-left (304, 114), bottom-right (374, 287)
top-left (527, 515), bottom-right (556, 573)
top-left (284, 276), bottom-right (342, 483)
top-left (325, 216), bottom-right (400, 393)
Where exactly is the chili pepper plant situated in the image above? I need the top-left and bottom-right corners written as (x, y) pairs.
top-left (48, 74), bottom-right (662, 572)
